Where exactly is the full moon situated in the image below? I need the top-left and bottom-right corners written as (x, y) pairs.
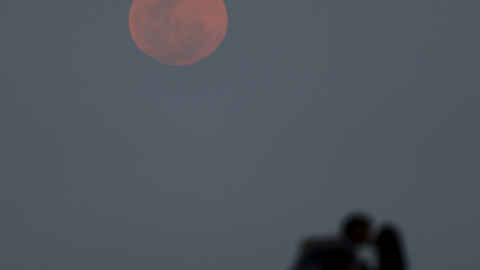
top-left (129, 0), bottom-right (228, 66)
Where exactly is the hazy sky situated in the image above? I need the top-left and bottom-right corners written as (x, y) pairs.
top-left (1, 1), bottom-right (479, 269)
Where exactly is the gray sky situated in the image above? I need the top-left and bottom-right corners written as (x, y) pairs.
top-left (1, 1), bottom-right (479, 269)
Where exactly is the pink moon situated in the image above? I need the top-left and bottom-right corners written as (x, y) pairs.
top-left (129, 0), bottom-right (228, 66)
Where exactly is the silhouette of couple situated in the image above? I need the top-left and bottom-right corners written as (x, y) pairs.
top-left (290, 212), bottom-right (406, 270)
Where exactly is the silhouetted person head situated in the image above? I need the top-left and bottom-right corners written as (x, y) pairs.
top-left (377, 224), bottom-right (406, 270)
top-left (342, 212), bottom-right (372, 244)
top-left (290, 212), bottom-right (373, 270)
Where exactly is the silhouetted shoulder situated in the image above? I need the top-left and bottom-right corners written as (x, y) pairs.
top-left (291, 235), bottom-right (349, 270)
top-left (300, 235), bottom-right (342, 254)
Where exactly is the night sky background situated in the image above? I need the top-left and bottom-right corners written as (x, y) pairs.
top-left (2, 1), bottom-right (479, 269)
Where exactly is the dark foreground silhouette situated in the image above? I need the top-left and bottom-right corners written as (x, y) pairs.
top-left (377, 224), bottom-right (406, 270)
top-left (290, 212), bottom-right (407, 270)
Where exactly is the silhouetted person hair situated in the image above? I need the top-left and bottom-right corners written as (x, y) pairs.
top-left (377, 224), bottom-right (407, 270)
top-left (342, 212), bottom-right (372, 238)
